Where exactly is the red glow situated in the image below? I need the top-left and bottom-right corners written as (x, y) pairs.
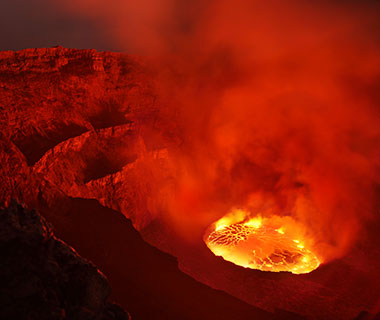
top-left (57, 0), bottom-right (380, 266)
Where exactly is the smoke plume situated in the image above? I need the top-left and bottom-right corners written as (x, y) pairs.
top-left (57, 0), bottom-right (380, 261)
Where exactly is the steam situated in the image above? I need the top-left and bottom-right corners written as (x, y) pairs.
top-left (57, 0), bottom-right (380, 261)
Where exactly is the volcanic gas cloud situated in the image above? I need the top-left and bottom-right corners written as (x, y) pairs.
top-left (57, 0), bottom-right (380, 272)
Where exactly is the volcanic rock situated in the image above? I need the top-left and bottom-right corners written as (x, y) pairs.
top-left (0, 47), bottom-right (165, 228)
top-left (0, 201), bottom-right (130, 320)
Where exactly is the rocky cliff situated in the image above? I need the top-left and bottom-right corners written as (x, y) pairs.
top-left (0, 201), bottom-right (129, 320)
top-left (0, 47), bottom-right (167, 228)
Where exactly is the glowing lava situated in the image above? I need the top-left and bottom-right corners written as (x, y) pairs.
top-left (205, 210), bottom-right (320, 274)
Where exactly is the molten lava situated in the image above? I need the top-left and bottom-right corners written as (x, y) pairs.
top-left (205, 210), bottom-right (320, 274)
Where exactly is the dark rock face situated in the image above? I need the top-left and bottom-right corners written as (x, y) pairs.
top-left (0, 201), bottom-right (129, 320)
top-left (44, 198), bottom-right (292, 320)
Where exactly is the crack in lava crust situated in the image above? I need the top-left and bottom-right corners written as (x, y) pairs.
top-left (205, 216), bottom-right (320, 274)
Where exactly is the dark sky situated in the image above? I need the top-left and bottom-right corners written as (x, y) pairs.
top-left (0, 0), bottom-right (379, 52)
top-left (0, 0), bottom-right (116, 51)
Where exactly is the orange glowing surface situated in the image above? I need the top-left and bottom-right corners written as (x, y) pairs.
top-left (205, 210), bottom-right (320, 274)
